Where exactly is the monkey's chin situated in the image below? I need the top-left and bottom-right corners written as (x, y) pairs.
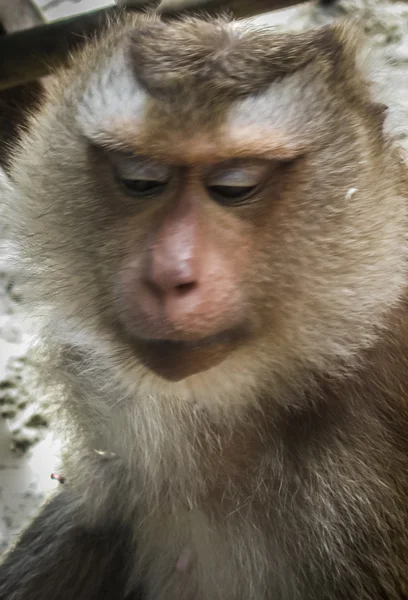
top-left (132, 337), bottom-right (237, 382)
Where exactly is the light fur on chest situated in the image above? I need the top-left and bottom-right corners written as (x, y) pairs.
top-left (131, 504), bottom-right (279, 600)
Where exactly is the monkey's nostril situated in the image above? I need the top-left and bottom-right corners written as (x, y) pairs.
top-left (143, 277), bottom-right (197, 298)
top-left (174, 282), bottom-right (197, 295)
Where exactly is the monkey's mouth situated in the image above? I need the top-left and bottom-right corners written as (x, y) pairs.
top-left (129, 330), bottom-right (244, 381)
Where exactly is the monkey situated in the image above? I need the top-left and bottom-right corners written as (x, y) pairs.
top-left (0, 10), bottom-right (407, 600)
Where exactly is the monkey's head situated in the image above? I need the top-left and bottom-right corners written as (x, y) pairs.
top-left (8, 16), bottom-right (408, 406)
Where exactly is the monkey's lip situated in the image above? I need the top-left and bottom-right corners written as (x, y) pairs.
top-left (146, 329), bottom-right (238, 349)
top-left (129, 330), bottom-right (244, 381)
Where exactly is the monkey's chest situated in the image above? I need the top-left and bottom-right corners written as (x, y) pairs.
top-left (133, 507), bottom-right (286, 600)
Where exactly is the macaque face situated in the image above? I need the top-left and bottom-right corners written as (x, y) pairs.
top-left (10, 17), bottom-right (407, 393)
top-left (103, 151), bottom-right (271, 381)
top-left (90, 130), bottom-right (300, 382)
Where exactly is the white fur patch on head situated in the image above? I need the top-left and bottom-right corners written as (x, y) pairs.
top-left (227, 63), bottom-right (330, 149)
top-left (77, 43), bottom-right (148, 142)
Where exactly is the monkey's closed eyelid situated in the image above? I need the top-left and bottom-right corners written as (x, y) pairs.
top-left (113, 159), bottom-right (171, 183)
top-left (206, 183), bottom-right (259, 206)
top-left (105, 149), bottom-right (171, 182)
top-left (206, 165), bottom-right (270, 188)
top-left (115, 174), bottom-right (169, 198)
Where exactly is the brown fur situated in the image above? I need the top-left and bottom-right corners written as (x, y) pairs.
top-left (1, 12), bottom-right (408, 600)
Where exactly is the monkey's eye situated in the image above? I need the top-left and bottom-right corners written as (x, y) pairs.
top-left (119, 178), bottom-right (167, 197)
top-left (206, 165), bottom-right (266, 205)
top-left (112, 155), bottom-right (170, 198)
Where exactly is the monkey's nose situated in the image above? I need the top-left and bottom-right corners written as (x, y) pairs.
top-left (144, 276), bottom-right (199, 302)
top-left (140, 256), bottom-right (205, 325)
top-left (144, 260), bottom-right (199, 300)
top-left (140, 269), bottom-right (205, 333)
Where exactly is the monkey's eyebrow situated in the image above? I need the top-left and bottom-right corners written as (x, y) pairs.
top-left (89, 128), bottom-right (304, 165)
top-left (220, 128), bottom-right (305, 161)
top-left (215, 139), bottom-right (303, 161)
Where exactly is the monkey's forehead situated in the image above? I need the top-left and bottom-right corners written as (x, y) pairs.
top-left (77, 66), bottom-right (327, 162)
top-left (68, 15), bottom-right (362, 157)
top-left (76, 14), bottom-right (343, 95)
top-left (42, 14), bottom-right (379, 162)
